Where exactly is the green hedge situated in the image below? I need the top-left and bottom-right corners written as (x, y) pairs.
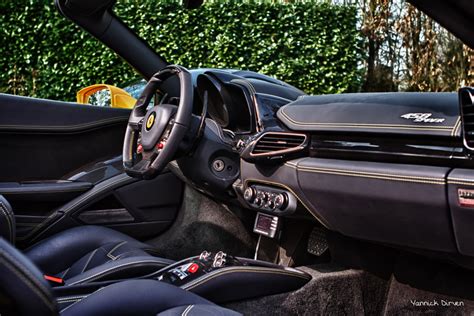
top-left (0, 0), bottom-right (362, 101)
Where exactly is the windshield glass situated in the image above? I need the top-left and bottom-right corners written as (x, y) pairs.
top-left (122, 80), bottom-right (147, 99)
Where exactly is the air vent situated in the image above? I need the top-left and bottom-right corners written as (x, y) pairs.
top-left (251, 132), bottom-right (307, 156)
top-left (460, 88), bottom-right (474, 150)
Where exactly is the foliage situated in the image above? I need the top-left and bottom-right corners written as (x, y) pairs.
top-left (349, 0), bottom-right (469, 92)
top-left (397, 3), bottom-right (469, 91)
top-left (0, 0), bottom-right (362, 101)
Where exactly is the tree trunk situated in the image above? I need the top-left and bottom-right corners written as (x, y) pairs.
top-left (363, 38), bottom-right (377, 91)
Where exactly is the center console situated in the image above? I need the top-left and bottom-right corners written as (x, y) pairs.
top-left (153, 251), bottom-right (310, 303)
top-left (53, 251), bottom-right (310, 308)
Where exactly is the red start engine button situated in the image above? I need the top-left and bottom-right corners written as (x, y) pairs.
top-left (187, 263), bottom-right (199, 273)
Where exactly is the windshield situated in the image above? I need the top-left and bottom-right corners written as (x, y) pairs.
top-left (121, 80), bottom-right (146, 99)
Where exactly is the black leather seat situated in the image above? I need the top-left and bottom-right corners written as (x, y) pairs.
top-left (0, 195), bottom-right (173, 285)
top-left (0, 238), bottom-right (240, 316)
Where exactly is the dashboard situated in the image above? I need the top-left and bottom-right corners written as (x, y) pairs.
top-left (194, 69), bottom-right (304, 135)
top-left (173, 69), bottom-right (307, 200)
top-left (196, 73), bottom-right (253, 133)
top-left (173, 69), bottom-right (474, 270)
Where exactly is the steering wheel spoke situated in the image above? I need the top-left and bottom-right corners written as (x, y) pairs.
top-left (128, 114), bottom-right (144, 131)
top-left (126, 158), bottom-right (154, 178)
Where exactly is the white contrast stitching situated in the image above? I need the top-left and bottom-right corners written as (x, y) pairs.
top-left (81, 249), bottom-right (98, 273)
top-left (279, 107), bottom-right (455, 130)
top-left (106, 241), bottom-right (127, 261)
top-left (286, 163), bottom-right (446, 185)
top-left (183, 266), bottom-right (309, 291)
top-left (0, 203), bottom-right (13, 242)
top-left (68, 260), bottom-right (168, 285)
top-left (57, 295), bottom-right (87, 302)
top-left (182, 305), bottom-right (194, 316)
top-left (59, 287), bottom-right (105, 313)
top-left (0, 255), bottom-right (55, 312)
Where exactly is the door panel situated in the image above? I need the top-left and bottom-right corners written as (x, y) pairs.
top-left (0, 93), bottom-right (184, 246)
top-left (0, 93), bottom-right (130, 182)
top-left (2, 180), bottom-right (93, 239)
top-left (73, 172), bottom-right (183, 239)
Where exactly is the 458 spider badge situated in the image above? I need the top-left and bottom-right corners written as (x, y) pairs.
top-left (400, 113), bottom-right (445, 123)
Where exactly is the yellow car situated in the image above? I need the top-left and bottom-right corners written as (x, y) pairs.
top-left (76, 83), bottom-right (138, 109)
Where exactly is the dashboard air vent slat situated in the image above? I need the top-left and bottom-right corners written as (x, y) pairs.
top-left (251, 132), bottom-right (307, 156)
top-left (460, 87), bottom-right (474, 150)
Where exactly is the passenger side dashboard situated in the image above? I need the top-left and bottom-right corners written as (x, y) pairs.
top-left (235, 87), bottom-right (474, 268)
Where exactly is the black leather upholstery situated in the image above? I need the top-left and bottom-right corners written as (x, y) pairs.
top-left (0, 238), bottom-right (240, 316)
top-left (447, 168), bottom-right (474, 257)
top-left (277, 92), bottom-right (459, 137)
top-left (60, 280), bottom-right (240, 316)
top-left (182, 265), bottom-right (310, 303)
top-left (0, 238), bottom-right (57, 316)
top-left (25, 225), bottom-right (174, 284)
top-left (157, 305), bottom-right (239, 316)
top-left (0, 194), bottom-right (174, 285)
top-left (0, 195), bottom-right (15, 244)
top-left (294, 157), bottom-right (456, 252)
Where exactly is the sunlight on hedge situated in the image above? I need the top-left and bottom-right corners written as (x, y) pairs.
top-left (0, 0), bottom-right (362, 100)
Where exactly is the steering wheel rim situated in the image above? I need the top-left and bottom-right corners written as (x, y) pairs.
top-left (123, 65), bottom-right (193, 179)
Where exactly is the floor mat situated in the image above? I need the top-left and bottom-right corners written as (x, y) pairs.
top-left (383, 276), bottom-right (474, 315)
top-left (146, 185), bottom-right (256, 260)
top-left (225, 264), bottom-right (388, 315)
top-left (383, 252), bottom-right (474, 315)
top-left (226, 263), bottom-right (474, 315)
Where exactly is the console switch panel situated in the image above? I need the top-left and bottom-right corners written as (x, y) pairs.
top-left (244, 184), bottom-right (297, 215)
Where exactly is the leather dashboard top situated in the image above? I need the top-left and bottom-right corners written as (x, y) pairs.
top-left (276, 92), bottom-right (461, 137)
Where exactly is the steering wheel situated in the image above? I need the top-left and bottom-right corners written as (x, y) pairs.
top-left (123, 65), bottom-right (193, 179)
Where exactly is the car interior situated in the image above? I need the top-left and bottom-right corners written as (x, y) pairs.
top-left (1, 0), bottom-right (474, 315)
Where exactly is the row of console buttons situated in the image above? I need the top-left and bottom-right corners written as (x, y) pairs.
top-left (244, 186), bottom-right (288, 211)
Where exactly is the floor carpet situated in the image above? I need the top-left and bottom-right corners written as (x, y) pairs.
top-left (146, 185), bottom-right (256, 260)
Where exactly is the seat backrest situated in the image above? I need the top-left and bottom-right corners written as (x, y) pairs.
top-left (0, 238), bottom-right (58, 316)
top-left (0, 195), bottom-right (15, 244)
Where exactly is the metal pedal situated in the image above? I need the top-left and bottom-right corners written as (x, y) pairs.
top-left (307, 226), bottom-right (328, 256)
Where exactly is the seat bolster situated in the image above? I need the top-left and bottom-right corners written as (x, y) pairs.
top-left (0, 238), bottom-right (57, 316)
top-left (60, 280), bottom-right (220, 316)
top-left (0, 195), bottom-right (15, 244)
top-left (65, 256), bottom-right (174, 285)
top-left (25, 226), bottom-right (150, 274)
